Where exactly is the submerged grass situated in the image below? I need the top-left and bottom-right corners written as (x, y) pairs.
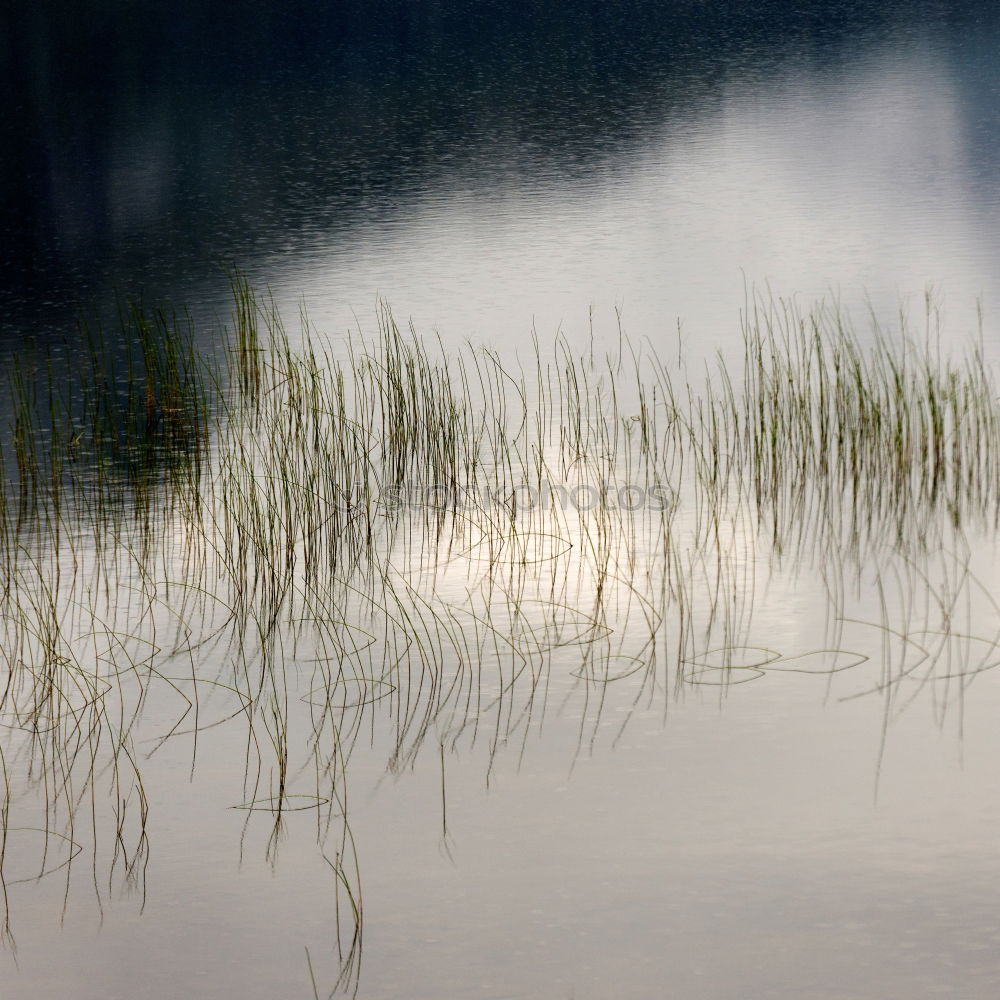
top-left (3, 281), bottom-right (1000, 993)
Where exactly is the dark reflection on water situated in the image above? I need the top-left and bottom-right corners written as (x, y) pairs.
top-left (4, 0), bottom-right (999, 341)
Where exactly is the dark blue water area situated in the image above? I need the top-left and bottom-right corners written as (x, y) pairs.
top-left (4, 0), bottom-right (1000, 357)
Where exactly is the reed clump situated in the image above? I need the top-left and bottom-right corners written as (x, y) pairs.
top-left (3, 282), bottom-right (1000, 991)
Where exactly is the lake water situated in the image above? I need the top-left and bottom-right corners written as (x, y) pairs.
top-left (5, 2), bottom-right (1000, 997)
top-left (7, 1), bottom-right (1000, 361)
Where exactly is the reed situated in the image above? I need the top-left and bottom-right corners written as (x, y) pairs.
top-left (3, 280), bottom-right (1000, 993)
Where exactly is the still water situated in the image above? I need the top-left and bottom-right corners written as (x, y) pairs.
top-left (6, 1), bottom-right (1000, 357)
top-left (5, 2), bottom-right (1000, 998)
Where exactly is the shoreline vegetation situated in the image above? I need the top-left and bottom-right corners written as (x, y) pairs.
top-left (3, 280), bottom-right (1000, 994)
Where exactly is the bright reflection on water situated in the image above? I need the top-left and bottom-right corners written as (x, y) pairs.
top-left (3, 289), bottom-right (1000, 997)
top-left (5, 2), bottom-right (1000, 997)
top-left (264, 35), bottom-right (1000, 363)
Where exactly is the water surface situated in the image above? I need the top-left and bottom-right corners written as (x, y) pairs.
top-left (5, 1), bottom-right (1000, 356)
top-left (5, 3), bottom-right (1000, 998)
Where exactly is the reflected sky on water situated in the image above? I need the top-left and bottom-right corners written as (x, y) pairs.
top-left (6, 4), bottom-right (1000, 998)
top-left (4, 1), bottom-right (1000, 358)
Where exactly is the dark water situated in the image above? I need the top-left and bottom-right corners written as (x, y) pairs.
top-left (6, 1), bottom-right (1000, 354)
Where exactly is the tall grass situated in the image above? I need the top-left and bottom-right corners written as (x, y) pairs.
top-left (2, 281), bottom-right (1000, 992)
